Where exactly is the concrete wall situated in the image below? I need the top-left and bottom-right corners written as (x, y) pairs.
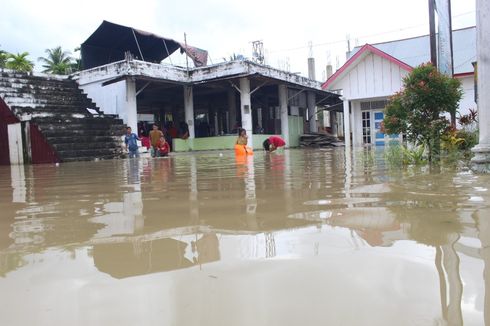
top-left (79, 80), bottom-right (127, 120)
top-left (8, 123), bottom-right (23, 164)
top-left (288, 116), bottom-right (304, 147)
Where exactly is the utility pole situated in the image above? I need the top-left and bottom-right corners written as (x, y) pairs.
top-left (428, 0), bottom-right (437, 67)
top-left (184, 33), bottom-right (190, 77)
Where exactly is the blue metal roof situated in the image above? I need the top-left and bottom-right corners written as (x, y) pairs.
top-left (349, 26), bottom-right (476, 74)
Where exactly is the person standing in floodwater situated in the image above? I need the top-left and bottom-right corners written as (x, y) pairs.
top-left (263, 135), bottom-right (286, 152)
top-left (124, 127), bottom-right (140, 158)
top-left (235, 128), bottom-right (253, 155)
top-left (236, 128), bottom-right (248, 145)
top-left (149, 124), bottom-right (164, 158)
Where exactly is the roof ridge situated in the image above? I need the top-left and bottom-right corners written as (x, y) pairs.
top-left (352, 25), bottom-right (476, 51)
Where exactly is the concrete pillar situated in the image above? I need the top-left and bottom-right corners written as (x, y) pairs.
top-left (240, 77), bottom-right (253, 148)
top-left (278, 84), bottom-right (289, 146)
top-left (125, 78), bottom-right (138, 133)
top-left (343, 99), bottom-right (351, 148)
top-left (228, 89), bottom-right (237, 132)
top-left (11, 164), bottom-right (26, 203)
top-left (471, 0), bottom-right (490, 173)
top-left (478, 207), bottom-right (490, 325)
top-left (7, 123), bottom-right (24, 165)
top-left (330, 111), bottom-right (338, 136)
top-left (184, 85), bottom-right (195, 139)
top-left (307, 91), bottom-right (317, 133)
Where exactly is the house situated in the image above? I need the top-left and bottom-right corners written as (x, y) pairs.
top-left (322, 26), bottom-right (476, 147)
top-left (76, 21), bottom-right (341, 152)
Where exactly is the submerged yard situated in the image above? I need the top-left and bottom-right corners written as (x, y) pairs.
top-left (0, 148), bottom-right (488, 325)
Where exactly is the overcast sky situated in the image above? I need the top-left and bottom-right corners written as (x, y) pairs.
top-left (0, 0), bottom-right (476, 80)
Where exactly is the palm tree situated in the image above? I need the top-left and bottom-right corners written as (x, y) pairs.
top-left (6, 52), bottom-right (34, 72)
top-left (38, 46), bottom-right (73, 74)
top-left (70, 46), bottom-right (81, 72)
top-left (0, 51), bottom-right (8, 68)
top-left (0, 46), bottom-right (9, 68)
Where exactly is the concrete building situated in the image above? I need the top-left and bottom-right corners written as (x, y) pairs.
top-left (322, 27), bottom-right (476, 148)
top-left (76, 21), bottom-right (341, 152)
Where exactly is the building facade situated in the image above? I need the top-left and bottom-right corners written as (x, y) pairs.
top-left (323, 27), bottom-right (476, 148)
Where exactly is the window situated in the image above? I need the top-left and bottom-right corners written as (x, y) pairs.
top-left (360, 100), bottom-right (389, 110)
top-left (362, 111), bottom-right (371, 144)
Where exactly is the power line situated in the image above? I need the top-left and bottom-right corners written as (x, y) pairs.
top-left (268, 10), bottom-right (475, 54)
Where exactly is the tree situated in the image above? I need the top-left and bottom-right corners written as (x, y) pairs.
top-left (70, 46), bottom-right (82, 72)
top-left (6, 52), bottom-right (34, 72)
top-left (0, 46), bottom-right (8, 68)
top-left (38, 46), bottom-right (73, 74)
top-left (383, 63), bottom-right (462, 162)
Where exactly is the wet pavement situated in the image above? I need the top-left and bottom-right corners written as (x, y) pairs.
top-left (0, 148), bottom-right (489, 326)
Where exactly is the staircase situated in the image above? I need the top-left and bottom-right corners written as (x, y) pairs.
top-left (0, 70), bottom-right (126, 162)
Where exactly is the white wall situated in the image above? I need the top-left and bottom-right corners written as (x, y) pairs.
top-left (457, 75), bottom-right (476, 118)
top-left (8, 123), bottom-right (23, 164)
top-left (328, 52), bottom-right (409, 100)
top-left (351, 101), bottom-right (362, 147)
top-left (79, 80), bottom-right (128, 122)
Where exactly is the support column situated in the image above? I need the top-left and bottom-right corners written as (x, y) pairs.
top-left (228, 89), bottom-right (237, 132)
top-left (240, 77), bottom-right (253, 148)
top-left (330, 111), bottom-right (338, 136)
top-left (307, 91), bottom-right (317, 133)
top-left (471, 0), bottom-right (490, 173)
top-left (278, 84), bottom-right (289, 146)
top-left (184, 85), bottom-right (195, 139)
top-left (477, 207), bottom-right (490, 325)
top-left (343, 98), bottom-right (351, 148)
top-left (125, 78), bottom-right (138, 133)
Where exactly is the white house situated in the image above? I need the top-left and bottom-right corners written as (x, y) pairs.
top-left (322, 27), bottom-right (476, 147)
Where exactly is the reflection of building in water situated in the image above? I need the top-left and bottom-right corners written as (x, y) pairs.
top-left (93, 233), bottom-right (220, 279)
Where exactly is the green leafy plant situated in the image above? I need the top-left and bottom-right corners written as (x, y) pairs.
top-left (5, 52), bottom-right (34, 72)
top-left (0, 46), bottom-right (8, 68)
top-left (385, 143), bottom-right (426, 167)
top-left (383, 63), bottom-right (463, 162)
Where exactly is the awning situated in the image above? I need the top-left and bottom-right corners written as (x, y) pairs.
top-left (81, 21), bottom-right (199, 69)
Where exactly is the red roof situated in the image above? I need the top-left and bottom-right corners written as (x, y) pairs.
top-left (322, 44), bottom-right (413, 89)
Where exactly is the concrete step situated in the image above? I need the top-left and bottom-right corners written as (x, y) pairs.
top-left (0, 84), bottom-right (84, 96)
top-left (46, 135), bottom-right (122, 144)
top-left (62, 154), bottom-right (123, 163)
top-left (13, 110), bottom-right (91, 121)
top-left (10, 103), bottom-right (97, 113)
top-left (41, 129), bottom-right (125, 137)
top-left (52, 141), bottom-right (120, 151)
top-left (2, 91), bottom-right (92, 103)
top-left (1, 71), bottom-right (125, 163)
top-left (57, 148), bottom-right (123, 159)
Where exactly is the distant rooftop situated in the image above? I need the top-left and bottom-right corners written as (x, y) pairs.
top-left (349, 26), bottom-right (476, 74)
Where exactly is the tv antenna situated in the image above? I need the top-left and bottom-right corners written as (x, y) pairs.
top-left (251, 40), bottom-right (265, 64)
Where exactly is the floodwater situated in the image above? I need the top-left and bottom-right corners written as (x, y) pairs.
top-left (0, 148), bottom-right (489, 326)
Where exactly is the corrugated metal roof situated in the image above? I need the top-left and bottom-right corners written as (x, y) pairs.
top-left (349, 26), bottom-right (475, 74)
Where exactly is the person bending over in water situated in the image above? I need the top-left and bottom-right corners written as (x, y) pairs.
top-left (263, 135), bottom-right (286, 152)
top-left (156, 136), bottom-right (170, 157)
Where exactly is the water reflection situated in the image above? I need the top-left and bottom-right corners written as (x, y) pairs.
top-left (0, 148), bottom-right (489, 325)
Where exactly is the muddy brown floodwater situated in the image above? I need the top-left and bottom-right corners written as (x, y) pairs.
top-left (0, 148), bottom-right (489, 326)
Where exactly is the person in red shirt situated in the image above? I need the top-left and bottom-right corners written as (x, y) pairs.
top-left (263, 136), bottom-right (286, 152)
top-left (156, 136), bottom-right (170, 157)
